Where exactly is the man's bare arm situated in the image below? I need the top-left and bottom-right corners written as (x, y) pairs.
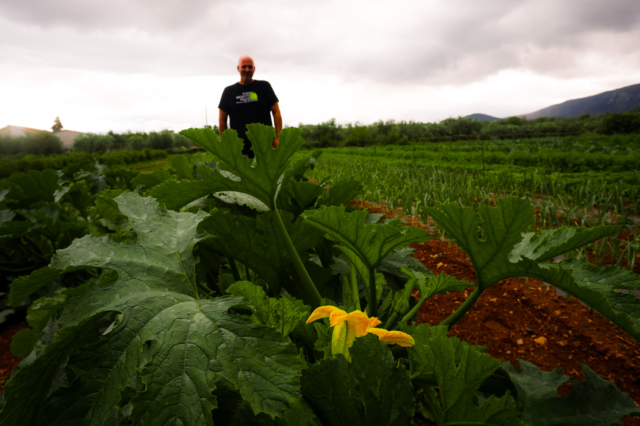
top-left (218, 109), bottom-right (228, 136)
top-left (271, 102), bottom-right (282, 148)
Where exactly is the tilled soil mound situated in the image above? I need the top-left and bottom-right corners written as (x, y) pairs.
top-left (355, 200), bottom-right (640, 426)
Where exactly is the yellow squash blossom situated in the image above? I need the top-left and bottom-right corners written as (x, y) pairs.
top-left (306, 306), bottom-right (415, 361)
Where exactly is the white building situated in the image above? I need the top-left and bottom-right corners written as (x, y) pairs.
top-left (0, 125), bottom-right (85, 147)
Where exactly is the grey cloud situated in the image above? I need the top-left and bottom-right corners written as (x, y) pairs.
top-left (0, 0), bottom-right (226, 32)
top-left (1, 0), bottom-right (639, 85)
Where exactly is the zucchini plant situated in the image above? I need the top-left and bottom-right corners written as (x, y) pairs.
top-left (2, 124), bottom-right (639, 426)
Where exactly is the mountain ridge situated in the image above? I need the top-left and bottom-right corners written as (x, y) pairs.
top-left (523, 83), bottom-right (640, 119)
top-left (465, 83), bottom-right (640, 121)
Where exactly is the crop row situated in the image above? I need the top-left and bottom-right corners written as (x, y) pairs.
top-left (315, 134), bottom-right (640, 153)
top-left (0, 149), bottom-right (170, 179)
top-left (315, 146), bottom-right (640, 174)
top-left (302, 153), bottom-right (640, 272)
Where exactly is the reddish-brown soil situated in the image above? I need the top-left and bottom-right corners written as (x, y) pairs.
top-left (0, 323), bottom-right (27, 395)
top-left (351, 200), bottom-right (640, 426)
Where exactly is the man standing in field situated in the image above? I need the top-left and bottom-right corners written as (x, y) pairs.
top-left (218, 55), bottom-right (282, 158)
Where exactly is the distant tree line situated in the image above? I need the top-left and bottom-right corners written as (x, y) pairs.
top-left (0, 132), bottom-right (65, 157)
top-left (71, 130), bottom-right (193, 154)
top-left (297, 111), bottom-right (640, 149)
top-left (0, 130), bottom-right (195, 157)
top-left (2, 112), bottom-right (639, 157)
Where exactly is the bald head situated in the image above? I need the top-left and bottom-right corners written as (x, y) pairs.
top-left (237, 56), bottom-right (255, 85)
top-left (238, 55), bottom-right (254, 66)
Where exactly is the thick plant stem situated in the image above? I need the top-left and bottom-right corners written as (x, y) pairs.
top-left (367, 267), bottom-right (377, 317)
top-left (273, 208), bottom-right (322, 308)
top-left (441, 286), bottom-right (483, 329)
top-left (385, 279), bottom-right (416, 330)
top-left (350, 263), bottom-right (361, 311)
top-left (228, 258), bottom-right (241, 282)
top-left (396, 296), bottom-right (430, 329)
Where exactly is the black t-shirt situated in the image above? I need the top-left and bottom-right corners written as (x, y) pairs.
top-left (218, 80), bottom-right (279, 142)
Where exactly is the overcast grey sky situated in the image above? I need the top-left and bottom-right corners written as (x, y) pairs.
top-left (2, 0), bottom-right (640, 133)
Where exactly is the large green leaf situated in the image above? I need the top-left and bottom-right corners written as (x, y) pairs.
top-left (51, 295), bottom-right (301, 426)
top-left (131, 168), bottom-right (173, 190)
top-left (424, 198), bottom-right (640, 341)
top-left (417, 272), bottom-right (474, 301)
top-left (300, 357), bottom-right (363, 425)
top-left (199, 210), bottom-right (324, 298)
top-left (301, 334), bottom-right (414, 426)
top-left (316, 181), bottom-right (363, 208)
top-left (538, 261), bottom-right (640, 341)
top-left (511, 225), bottom-right (622, 263)
top-left (348, 335), bottom-right (414, 426)
top-left (0, 314), bottom-right (103, 426)
top-left (226, 281), bottom-right (310, 338)
top-left (378, 248), bottom-right (432, 288)
top-left (26, 294), bottom-right (68, 331)
top-left (170, 154), bottom-right (194, 180)
top-left (409, 330), bottom-right (523, 425)
top-left (0, 209), bottom-right (15, 225)
top-left (9, 328), bottom-right (43, 358)
top-left (9, 267), bottom-right (83, 307)
top-left (152, 125), bottom-right (305, 210)
top-left (87, 191), bottom-right (129, 231)
top-left (401, 323), bottom-right (449, 383)
top-left (5, 169), bottom-right (62, 208)
top-left (1, 192), bottom-right (303, 426)
top-left (74, 161), bottom-right (109, 194)
top-left (63, 183), bottom-right (94, 217)
top-left (286, 181), bottom-right (324, 210)
top-left (423, 198), bottom-right (532, 289)
top-left (501, 359), bottom-right (640, 426)
top-left (303, 206), bottom-right (430, 270)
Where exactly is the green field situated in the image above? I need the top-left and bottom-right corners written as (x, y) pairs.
top-left (112, 134), bottom-right (640, 271)
top-left (295, 135), bottom-right (640, 270)
top-left (2, 127), bottom-right (640, 425)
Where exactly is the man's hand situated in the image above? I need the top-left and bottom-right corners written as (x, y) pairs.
top-left (218, 109), bottom-right (228, 136)
top-left (271, 102), bottom-right (282, 149)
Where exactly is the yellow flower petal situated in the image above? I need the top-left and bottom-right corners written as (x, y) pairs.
top-left (367, 328), bottom-right (415, 347)
top-left (306, 306), bottom-right (345, 324)
top-left (342, 311), bottom-right (372, 338)
top-left (328, 309), bottom-right (349, 327)
top-left (331, 321), bottom-right (349, 357)
top-left (369, 317), bottom-right (382, 328)
top-left (330, 311), bottom-right (371, 361)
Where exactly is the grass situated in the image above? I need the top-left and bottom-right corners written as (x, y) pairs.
top-left (126, 155), bottom-right (177, 173)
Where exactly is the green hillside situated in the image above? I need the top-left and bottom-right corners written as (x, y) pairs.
top-left (524, 83), bottom-right (640, 119)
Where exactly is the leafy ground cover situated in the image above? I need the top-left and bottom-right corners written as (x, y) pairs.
top-left (0, 125), bottom-right (639, 425)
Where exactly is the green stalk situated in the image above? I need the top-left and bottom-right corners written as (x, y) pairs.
top-left (441, 286), bottom-right (483, 329)
top-left (273, 208), bottom-right (322, 308)
top-left (396, 295), bottom-right (430, 329)
top-left (197, 282), bottom-right (213, 296)
top-left (384, 279), bottom-right (416, 329)
top-left (228, 258), bottom-right (241, 282)
top-left (367, 267), bottom-right (377, 317)
top-left (350, 262), bottom-right (361, 311)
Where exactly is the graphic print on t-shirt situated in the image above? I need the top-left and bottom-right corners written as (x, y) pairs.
top-left (236, 92), bottom-right (258, 104)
